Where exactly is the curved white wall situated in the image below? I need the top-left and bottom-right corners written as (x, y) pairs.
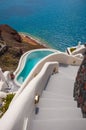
top-left (72, 45), bottom-right (85, 55)
top-left (14, 49), bottom-right (82, 88)
top-left (14, 48), bottom-right (58, 86)
top-left (0, 62), bottom-right (59, 130)
top-left (0, 48), bottom-right (83, 130)
top-left (14, 49), bottom-right (58, 75)
top-left (13, 51), bottom-right (82, 102)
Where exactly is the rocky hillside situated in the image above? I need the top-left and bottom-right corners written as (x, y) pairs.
top-left (0, 24), bottom-right (21, 43)
top-left (0, 24), bottom-right (45, 71)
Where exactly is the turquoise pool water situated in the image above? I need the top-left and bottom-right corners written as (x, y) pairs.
top-left (17, 50), bottom-right (54, 84)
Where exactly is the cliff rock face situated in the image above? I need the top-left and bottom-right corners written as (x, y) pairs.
top-left (0, 24), bottom-right (45, 71)
top-left (0, 24), bottom-right (21, 44)
top-left (0, 24), bottom-right (24, 71)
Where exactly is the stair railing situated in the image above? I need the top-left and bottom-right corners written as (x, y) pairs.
top-left (0, 61), bottom-right (58, 130)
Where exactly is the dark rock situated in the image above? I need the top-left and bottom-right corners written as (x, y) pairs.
top-left (0, 24), bottom-right (45, 71)
top-left (0, 24), bottom-right (22, 43)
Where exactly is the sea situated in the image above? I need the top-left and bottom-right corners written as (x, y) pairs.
top-left (0, 0), bottom-right (86, 51)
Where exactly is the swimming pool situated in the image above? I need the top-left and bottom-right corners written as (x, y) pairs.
top-left (16, 50), bottom-right (54, 84)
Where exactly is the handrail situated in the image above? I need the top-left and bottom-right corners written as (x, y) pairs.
top-left (14, 48), bottom-right (58, 75)
top-left (14, 49), bottom-right (82, 88)
top-left (0, 62), bottom-right (59, 130)
top-left (14, 48), bottom-right (58, 86)
top-left (14, 51), bottom-right (30, 75)
top-left (13, 51), bottom-right (82, 102)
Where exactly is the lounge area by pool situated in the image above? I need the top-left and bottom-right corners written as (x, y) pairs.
top-left (16, 49), bottom-right (54, 84)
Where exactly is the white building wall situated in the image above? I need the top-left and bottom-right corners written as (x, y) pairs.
top-left (0, 62), bottom-right (58, 130)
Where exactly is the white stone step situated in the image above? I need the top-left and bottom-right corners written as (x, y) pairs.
top-left (48, 74), bottom-right (74, 88)
top-left (45, 87), bottom-right (73, 97)
top-left (37, 98), bottom-right (77, 108)
top-left (51, 71), bottom-right (75, 81)
top-left (46, 74), bottom-right (74, 91)
top-left (31, 119), bottom-right (86, 130)
top-left (59, 65), bottom-right (79, 78)
top-left (58, 71), bottom-right (75, 80)
top-left (46, 84), bottom-right (74, 94)
top-left (34, 108), bottom-right (82, 120)
top-left (42, 91), bottom-right (74, 100)
top-left (49, 71), bottom-right (75, 82)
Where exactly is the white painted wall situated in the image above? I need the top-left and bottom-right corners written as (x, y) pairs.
top-left (67, 45), bottom-right (85, 55)
top-left (14, 48), bottom-right (58, 86)
top-left (13, 51), bottom-right (82, 102)
top-left (14, 49), bottom-right (82, 88)
top-left (14, 49), bottom-right (58, 76)
top-left (0, 68), bottom-right (8, 91)
top-left (72, 45), bottom-right (85, 55)
top-left (0, 62), bottom-right (59, 130)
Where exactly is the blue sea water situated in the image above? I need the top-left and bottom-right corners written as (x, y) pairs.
top-left (0, 0), bottom-right (86, 51)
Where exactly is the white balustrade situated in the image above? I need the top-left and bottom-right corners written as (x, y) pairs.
top-left (0, 62), bottom-right (58, 130)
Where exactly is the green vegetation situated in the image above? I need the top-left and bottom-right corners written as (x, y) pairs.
top-left (0, 93), bottom-right (15, 118)
top-left (70, 47), bottom-right (76, 53)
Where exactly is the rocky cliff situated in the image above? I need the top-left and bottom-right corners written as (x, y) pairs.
top-left (0, 24), bottom-right (45, 71)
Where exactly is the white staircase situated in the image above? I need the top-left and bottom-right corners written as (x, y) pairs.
top-left (30, 65), bottom-right (86, 130)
